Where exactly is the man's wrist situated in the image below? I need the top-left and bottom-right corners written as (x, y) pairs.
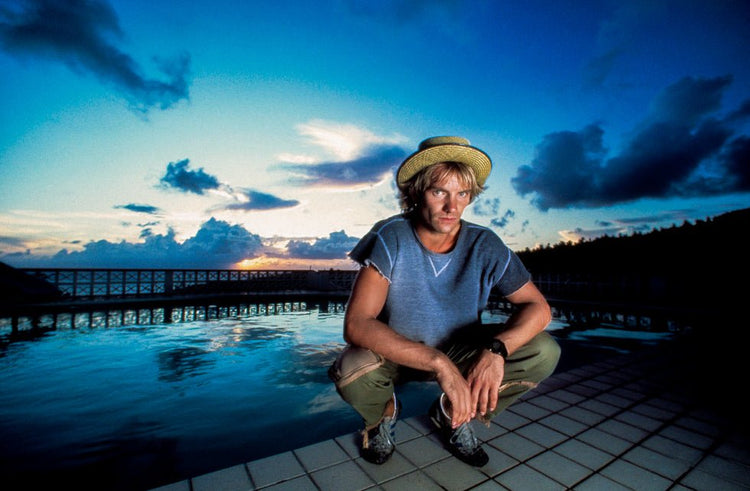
top-left (486, 338), bottom-right (509, 360)
top-left (429, 350), bottom-right (454, 374)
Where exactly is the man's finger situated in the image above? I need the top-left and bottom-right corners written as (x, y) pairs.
top-left (477, 387), bottom-right (489, 415)
top-left (488, 385), bottom-right (499, 413)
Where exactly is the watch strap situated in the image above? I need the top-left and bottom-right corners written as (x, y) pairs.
top-left (487, 338), bottom-right (508, 359)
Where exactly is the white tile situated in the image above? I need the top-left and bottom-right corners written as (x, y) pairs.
top-left (294, 439), bottom-right (349, 472)
top-left (246, 451), bottom-right (305, 488)
top-left (191, 464), bottom-right (253, 491)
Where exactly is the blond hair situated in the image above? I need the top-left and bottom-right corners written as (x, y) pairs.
top-left (398, 161), bottom-right (484, 211)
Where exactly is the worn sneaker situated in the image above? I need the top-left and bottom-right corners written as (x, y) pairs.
top-left (361, 394), bottom-right (399, 465)
top-left (429, 393), bottom-right (489, 467)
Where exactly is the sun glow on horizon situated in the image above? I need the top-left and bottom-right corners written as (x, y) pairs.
top-left (234, 256), bottom-right (358, 271)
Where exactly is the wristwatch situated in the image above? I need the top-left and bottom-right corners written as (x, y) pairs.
top-left (486, 338), bottom-right (509, 359)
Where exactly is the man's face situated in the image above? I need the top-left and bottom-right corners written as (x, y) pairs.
top-left (418, 172), bottom-right (472, 237)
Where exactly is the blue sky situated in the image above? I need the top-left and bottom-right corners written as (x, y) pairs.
top-left (1, 0), bottom-right (748, 269)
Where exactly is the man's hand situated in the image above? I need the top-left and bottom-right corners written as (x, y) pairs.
top-left (466, 349), bottom-right (505, 417)
top-left (434, 359), bottom-right (475, 428)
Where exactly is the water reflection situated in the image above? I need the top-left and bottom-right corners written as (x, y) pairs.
top-left (0, 300), bottom-right (678, 491)
top-left (157, 346), bottom-right (214, 382)
top-left (0, 298), bottom-right (347, 351)
top-left (281, 342), bottom-right (345, 386)
top-left (1, 305), bottom-right (354, 490)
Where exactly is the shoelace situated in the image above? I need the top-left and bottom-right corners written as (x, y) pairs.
top-left (368, 417), bottom-right (395, 452)
top-left (449, 422), bottom-right (479, 455)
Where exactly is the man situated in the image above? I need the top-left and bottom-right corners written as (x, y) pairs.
top-left (329, 136), bottom-right (560, 467)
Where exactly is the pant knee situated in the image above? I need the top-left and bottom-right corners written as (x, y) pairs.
top-left (533, 331), bottom-right (561, 380)
top-left (330, 346), bottom-right (396, 426)
top-left (507, 331), bottom-right (561, 383)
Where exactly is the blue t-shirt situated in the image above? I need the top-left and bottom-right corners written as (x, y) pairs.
top-left (349, 214), bottom-right (531, 347)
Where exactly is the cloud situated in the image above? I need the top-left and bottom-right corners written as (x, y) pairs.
top-left (0, 0), bottom-right (190, 113)
top-left (160, 159), bottom-right (220, 195)
top-left (512, 76), bottom-right (750, 211)
top-left (718, 136), bottom-right (750, 190)
top-left (724, 99), bottom-right (750, 126)
top-left (0, 235), bottom-right (28, 249)
top-left (470, 198), bottom-right (517, 230)
top-left (286, 230), bottom-right (360, 260)
top-left (644, 75), bottom-right (730, 126)
top-left (115, 203), bottom-right (161, 214)
top-left (280, 143), bottom-right (407, 187)
top-left (276, 120), bottom-right (408, 188)
top-left (223, 189), bottom-right (300, 211)
top-left (582, 1), bottom-right (661, 89)
top-left (490, 209), bottom-right (516, 229)
top-left (295, 120), bottom-right (408, 160)
top-left (1, 218), bottom-right (264, 269)
top-left (137, 221), bottom-right (160, 228)
top-left (0, 219), bottom-right (360, 268)
top-left (159, 159), bottom-right (301, 212)
top-left (471, 197), bottom-right (501, 217)
top-left (582, 47), bottom-right (622, 89)
top-left (558, 208), bottom-right (700, 244)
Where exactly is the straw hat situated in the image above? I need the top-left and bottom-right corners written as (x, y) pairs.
top-left (396, 136), bottom-right (492, 186)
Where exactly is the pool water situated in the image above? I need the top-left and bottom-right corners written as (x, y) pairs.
top-left (0, 306), bottom-right (667, 490)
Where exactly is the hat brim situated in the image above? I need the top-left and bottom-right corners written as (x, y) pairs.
top-left (396, 144), bottom-right (492, 186)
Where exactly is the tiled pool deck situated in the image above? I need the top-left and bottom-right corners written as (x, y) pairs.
top-left (152, 338), bottom-right (750, 490)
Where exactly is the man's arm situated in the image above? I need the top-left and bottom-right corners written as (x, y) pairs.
top-left (343, 265), bottom-right (476, 426)
top-left (466, 280), bottom-right (552, 417)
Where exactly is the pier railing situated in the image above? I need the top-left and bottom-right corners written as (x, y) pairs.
top-left (19, 268), bottom-right (359, 299)
top-left (18, 268), bottom-right (675, 303)
top-left (2, 268), bottom-right (714, 337)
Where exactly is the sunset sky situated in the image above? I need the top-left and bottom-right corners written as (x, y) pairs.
top-left (1, 0), bottom-right (749, 269)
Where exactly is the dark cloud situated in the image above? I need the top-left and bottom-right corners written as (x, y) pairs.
top-left (471, 197), bottom-right (500, 217)
top-left (0, 0), bottom-right (190, 113)
top-left (286, 230), bottom-right (360, 260)
top-left (0, 219), bottom-right (361, 268)
top-left (160, 159), bottom-right (220, 195)
top-left (583, 47), bottom-right (622, 89)
top-left (511, 124), bottom-right (607, 210)
top-left (645, 75), bottom-right (730, 126)
top-left (224, 189), bottom-right (300, 211)
top-left (490, 209), bottom-right (515, 229)
top-left (512, 76), bottom-right (750, 211)
top-left (725, 99), bottom-right (750, 124)
top-left (565, 208), bottom-right (704, 243)
top-left (115, 203), bottom-right (160, 214)
top-left (1, 218), bottom-right (263, 269)
top-left (183, 218), bottom-right (262, 258)
top-left (281, 144), bottom-right (407, 187)
top-left (0, 235), bottom-right (28, 248)
top-left (159, 159), bottom-right (300, 212)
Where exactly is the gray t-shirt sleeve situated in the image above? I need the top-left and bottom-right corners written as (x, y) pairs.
top-left (493, 249), bottom-right (531, 296)
top-left (467, 222), bottom-right (530, 297)
top-left (348, 218), bottom-right (400, 282)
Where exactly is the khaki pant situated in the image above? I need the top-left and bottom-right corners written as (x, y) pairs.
top-left (329, 328), bottom-right (561, 426)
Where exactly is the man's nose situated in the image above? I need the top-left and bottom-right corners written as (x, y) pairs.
top-left (444, 195), bottom-right (457, 211)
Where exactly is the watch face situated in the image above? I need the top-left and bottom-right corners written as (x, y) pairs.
top-left (490, 339), bottom-right (507, 357)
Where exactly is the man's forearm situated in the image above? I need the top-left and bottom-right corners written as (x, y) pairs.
top-left (496, 301), bottom-right (551, 356)
top-left (344, 317), bottom-right (451, 374)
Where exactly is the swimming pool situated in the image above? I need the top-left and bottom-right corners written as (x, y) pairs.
top-left (0, 305), bottom-right (664, 490)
